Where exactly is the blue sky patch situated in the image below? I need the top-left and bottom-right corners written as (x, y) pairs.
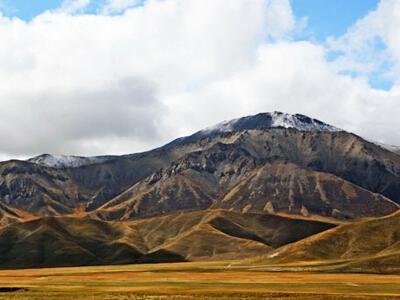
top-left (291, 0), bottom-right (379, 41)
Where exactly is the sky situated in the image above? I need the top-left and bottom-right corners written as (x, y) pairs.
top-left (0, 0), bottom-right (399, 160)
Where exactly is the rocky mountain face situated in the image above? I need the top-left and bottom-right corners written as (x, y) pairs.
top-left (0, 160), bottom-right (90, 216)
top-left (93, 137), bottom-right (399, 221)
top-left (0, 111), bottom-right (399, 222)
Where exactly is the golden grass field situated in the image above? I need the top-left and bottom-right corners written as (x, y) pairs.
top-left (0, 261), bottom-right (399, 299)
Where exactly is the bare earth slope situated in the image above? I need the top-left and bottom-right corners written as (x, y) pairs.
top-left (215, 160), bottom-right (399, 219)
top-left (94, 140), bottom-right (399, 220)
top-left (0, 210), bottom-right (334, 268)
top-left (94, 129), bottom-right (400, 221)
top-left (132, 210), bottom-right (335, 262)
top-left (0, 160), bottom-right (90, 216)
top-left (253, 211), bottom-right (400, 274)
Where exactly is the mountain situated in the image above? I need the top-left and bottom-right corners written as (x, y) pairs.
top-left (253, 211), bottom-right (400, 274)
top-left (2, 111), bottom-right (400, 221)
top-left (94, 142), bottom-right (399, 221)
top-left (0, 210), bottom-right (334, 268)
top-left (0, 111), bottom-right (399, 270)
top-left (166, 111), bottom-right (340, 147)
top-left (0, 160), bottom-right (90, 216)
top-left (94, 128), bottom-right (400, 220)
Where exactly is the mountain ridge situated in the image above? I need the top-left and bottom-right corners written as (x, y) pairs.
top-left (25, 111), bottom-right (341, 169)
top-left (0, 112), bottom-right (399, 221)
top-left (23, 111), bottom-right (400, 170)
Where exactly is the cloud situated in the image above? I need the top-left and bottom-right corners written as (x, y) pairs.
top-left (327, 0), bottom-right (400, 85)
top-left (0, 0), bottom-right (399, 159)
top-left (162, 40), bottom-right (400, 146)
top-left (0, 77), bottom-right (163, 156)
top-left (0, 0), bottom-right (296, 157)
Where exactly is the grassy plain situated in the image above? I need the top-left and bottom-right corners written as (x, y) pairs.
top-left (0, 261), bottom-right (398, 299)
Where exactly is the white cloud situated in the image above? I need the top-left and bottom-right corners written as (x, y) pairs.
top-left (0, 0), bottom-right (399, 159)
top-left (0, 0), bottom-right (293, 157)
top-left (161, 40), bottom-right (400, 146)
top-left (328, 0), bottom-right (400, 84)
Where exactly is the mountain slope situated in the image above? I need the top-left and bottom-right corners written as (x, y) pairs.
top-left (0, 160), bottom-right (90, 216)
top-left (253, 211), bottom-right (400, 273)
top-left (0, 216), bottom-right (144, 268)
top-left (93, 142), bottom-right (256, 220)
top-left (131, 210), bottom-right (335, 261)
top-left (0, 210), bottom-right (335, 268)
top-left (215, 160), bottom-right (399, 219)
top-left (95, 135), bottom-right (400, 220)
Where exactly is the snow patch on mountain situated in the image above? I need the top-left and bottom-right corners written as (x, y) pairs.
top-left (28, 154), bottom-right (116, 169)
top-left (202, 111), bottom-right (340, 134)
top-left (166, 111), bottom-right (342, 148)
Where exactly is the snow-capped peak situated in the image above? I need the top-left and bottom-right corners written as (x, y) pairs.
top-left (28, 112), bottom-right (344, 168)
top-left (202, 111), bottom-right (340, 134)
top-left (166, 111), bottom-right (342, 148)
top-left (28, 154), bottom-right (115, 169)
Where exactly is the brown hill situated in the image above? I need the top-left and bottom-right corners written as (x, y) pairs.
top-left (0, 210), bottom-right (334, 268)
top-left (132, 210), bottom-right (335, 261)
top-left (253, 211), bottom-right (400, 274)
top-left (0, 216), bottom-right (144, 268)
